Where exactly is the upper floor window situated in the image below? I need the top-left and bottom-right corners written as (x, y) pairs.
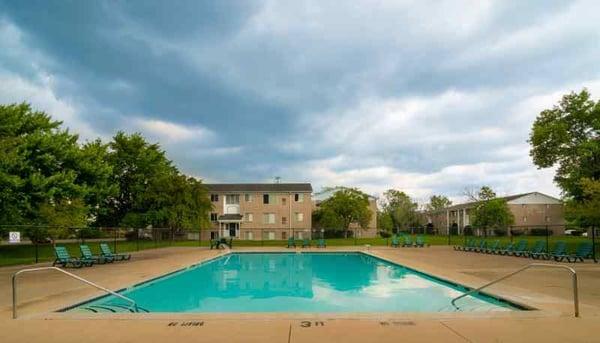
top-left (282, 216), bottom-right (288, 225)
top-left (263, 213), bottom-right (275, 224)
top-left (545, 216), bottom-right (550, 222)
top-left (263, 194), bottom-right (270, 204)
top-left (295, 193), bottom-right (304, 202)
top-left (210, 194), bottom-right (219, 202)
top-left (281, 197), bottom-right (287, 205)
top-left (210, 213), bottom-right (218, 222)
top-left (295, 212), bottom-right (304, 222)
top-left (225, 194), bottom-right (240, 204)
top-left (245, 193), bottom-right (253, 202)
top-left (523, 216), bottom-right (527, 222)
top-left (245, 213), bottom-right (253, 222)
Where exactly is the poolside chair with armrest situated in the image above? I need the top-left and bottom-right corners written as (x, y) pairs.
top-left (523, 241), bottom-right (545, 258)
top-left (302, 238), bottom-right (311, 248)
top-left (541, 241), bottom-right (567, 261)
top-left (566, 242), bottom-right (594, 263)
top-left (317, 239), bottom-right (326, 248)
top-left (287, 237), bottom-right (296, 248)
top-left (80, 244), bottom-right (113, 264)
top-left (100, 243), bottom-right (131, 261)
top-left (484, 240), bottom-right (500, 254)
top-left (473, 240), bottom-right (488, 253)
top-left (415, 236), bottom-right (427, 247)
top-left (509, 240), bottom-right (529, 257)
top-left (53, 246), bottom-right (92, 268)
top-left (454, 238), bottom-right (475, 251)
top-left (402, 235), bottom-right (414, 247)
top-left (210, 239), bottom-right (220, 249)
top-left (496, 242), bottom-right (515, 256)
top-left (391, 236), bottom-right (400, 248)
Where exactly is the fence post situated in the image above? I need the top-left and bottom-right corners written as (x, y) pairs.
top-left (136, 228), bottom-right (140, 251)
top-left (354, 228), bottom-right (357, 246)
top-left (592, 225), bottom-right (597, 263)
top-left (113, 228), bottom-right (118, 253)
top-left (545, 225), bottom-right (549, 254)
top-left (35, 234), bottom-right (39, 264)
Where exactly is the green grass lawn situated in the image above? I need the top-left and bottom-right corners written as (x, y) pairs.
top-left (0, 234), bottom-right (596, 267)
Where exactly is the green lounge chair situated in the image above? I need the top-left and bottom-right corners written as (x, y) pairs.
top-left (466, 240), bottom-right (483, 252)
top-left (210, 239), bottom-right (220, 249)
top-left (454, 238), bottom-right (475, 251)
top-left (287, 237), bottom-right (296, 248)
top-left (302, 238), bottom-right (311, 248)
top-left (511, 240), bottom-right (529, 257)
top-left (540, 241), bottom-right (567, 261)
top-left (473, 240), bottom-right (488, 253)
top-left (484, 240), bottom-right (500, 254)
top-left (402, 235), bottom-right (413, 247)
top-left (317, 239), bottom-right (326, 248)
top-left (496, 242), bottom-right (515, 255)
top-left (566, 242), bottom-right (594, 263)
top-left (415, 236), bottom-right (427, 247)
top-left (524, 241), bottom-right (545, 258)
top-left (100, 243), bottom-right (131, 261)
top-left (53, 246), bottom-right (92, 268)
top-left (391, 236), bottom-right (400, 248)
top-left (80, 244), bottom-right (113, 264)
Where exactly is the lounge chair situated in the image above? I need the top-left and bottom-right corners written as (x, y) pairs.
top-left (287, 237), bottom-right (296, 248)
top-left (402, 235), bottom-right (413, 247)
top-left (53, 246), bottom-right (92, 268)
top-left (210, 239), bottom-right (220, 249)
top-left (415, 236), bottom-right (427, 247)
top-left (473, 240), bottom-right (488, 253)
top-left (541, 241), bottom-right (567, 261)
top-left (524, 241), bottom-right (545, 258)
top-left (510, 240), bottom-right (529, 257)
top-left (391, 236), bottom-right (400, 248)
top-left (80, 244), bottom-right (113, 264)
top-left (454, 238), bottom-right (475, 251)
top-left (317, 239), bottom-right (326, 248)
top-left (566, 242), bottom-right (594, 263)
top-left (496, 242), bottom-right (515, 255)
top-left (484, 240), bottom-right (500, 254)
top-left (100, 243), bottom-right (131, 261)
top-left (302, 238), bottom-right (311, 248)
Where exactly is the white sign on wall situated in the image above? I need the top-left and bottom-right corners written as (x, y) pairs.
top-left (9, 231), bottom-right (21, 243)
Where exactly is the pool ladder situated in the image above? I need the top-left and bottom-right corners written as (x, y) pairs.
top-left (450, 263), bottom-right (579, 317)
top-left (12, 266), bottom-right (139, 319)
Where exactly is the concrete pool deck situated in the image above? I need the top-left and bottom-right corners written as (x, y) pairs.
top-left (1, 246), bottom-right (599, 342)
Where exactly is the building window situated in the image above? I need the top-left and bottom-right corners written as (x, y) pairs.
top-left (225, 194), bottom-right (240, 204)
top-left (282, 232), bottom-right (287, 240)
top-left (245, 213), bottom-right (253, 222)
top-left (245, 193), bottom-right (253, 202)
top-left (263, 194), bottom-right (270, 204)
top-left (245, 231), bottom-right (254, 240)
top-left (263, 213), bottom-right (275, 224)
top-left (281, 197), bottom-right (287, 205)
top-left (268, 232), bottom-right (275, 240)
top-left (295, 193), bottom-right (304, 202)
top-left (523, 216), bottom-right (527, 222)
top-left (282, 216), bottom-right (287, 225)
top-left (545, 216), bottom-right (550, 222)
top-left (210, 213), bottom-right (218, 222)
top-left (210, 194), bottom-right (219, 202)
top-left (295, 212), bottom-right (304, 222)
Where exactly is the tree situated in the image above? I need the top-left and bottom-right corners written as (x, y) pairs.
top-left (470, 187), bottom-right (514, 232)
top-left (425, 195), bottom-right (452, 213)
top-left (565, 178), bottom-right (600, 228)
top-left (529, 89), bottom-right (599, 225)
top-left (377, 210), bottom-right (394, 234)
top-left (314, 187), bottom-right (372, 238)
top-left (381, 189), bottom-right (420, 232)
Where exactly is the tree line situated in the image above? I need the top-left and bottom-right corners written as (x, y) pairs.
top-left (0, 103), bottom-right (212, 239)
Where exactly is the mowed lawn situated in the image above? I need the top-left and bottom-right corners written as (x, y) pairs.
top-left (0, 235), bottom-right (596, 267)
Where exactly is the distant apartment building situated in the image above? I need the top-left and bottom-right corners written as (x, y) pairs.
top-left (205, 183), bottom-right (313, 240)
top-left (312, 190), bottom-right (378, 238)
top-left (426, 192), bottom-right (565, 235)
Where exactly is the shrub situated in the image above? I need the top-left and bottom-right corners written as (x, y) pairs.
top-left (493, 228), bottom-right (507, 236)
top-left (510, 229), bottom-right (524, 236)
top-left (78, 228), bottom-right (102, 239)
top-left (530, 228), bottom-right (552, 236)
top-left (379, 231), bottom-right (392, 238)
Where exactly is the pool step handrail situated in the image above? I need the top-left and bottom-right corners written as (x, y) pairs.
top-left (451, 263), bottom-right (578, 317)
top-left (12, 266), bottom-right (138, 319)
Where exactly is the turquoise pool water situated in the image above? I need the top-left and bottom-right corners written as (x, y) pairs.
top-left (69, 252), bottom-right (520, 313)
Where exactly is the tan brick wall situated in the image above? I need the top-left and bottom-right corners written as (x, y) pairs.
top-left (207, 191), bottom-right (312, 239)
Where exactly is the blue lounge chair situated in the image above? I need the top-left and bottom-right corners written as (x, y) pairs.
top-left (566, 242), bottom-right (594, 262)
top-left (391, 236), bottom-right (400, 248)
top-left (496, 242), bottom-right (515, 255)
top-left (541, 241), bottom-right (567, 261)
top-left (53, 246), bottom-right (93, 268)
top-left (100, 243), bottom-right (131, 261)
top-left (454, 238), bottom-right (475, 251)
top-left (80, 244), bottom-right (113, 264)
top-left (484, 240), bottom-right (500, 254)
top-left (402, 235), bottom-right (413, 247)
top-left (302, 238), bottom-right (311, 248)
top-left (510, 240), bottom-right (528, 257)
top-left (287, 237), bottom-right (296, 248)
top-left (415, 235), bottom-right (427, 247)
top-left (317, 239), bottom-right (326, 248)
top-left (524, 241), bottom-right (545, 258)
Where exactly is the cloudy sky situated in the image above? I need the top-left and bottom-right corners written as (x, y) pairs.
top-left (1, 1), bottom-right (599, 203)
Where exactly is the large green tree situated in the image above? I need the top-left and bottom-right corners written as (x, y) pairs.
top-left (313, 187), bottom-right (372, 238)
top-left (381, 189), bottom-right (421, 232)
top-left (529, 89), bottom-right (599, 226)
top-left (470, 186), bottom-right (514, 232)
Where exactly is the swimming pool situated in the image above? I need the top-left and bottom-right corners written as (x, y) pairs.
top-left (67, 252), bottom-right (521, 313)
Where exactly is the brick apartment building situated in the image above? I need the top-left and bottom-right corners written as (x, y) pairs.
top-left (426, 192), bottom-right (565, 235)
top-left (204, 183), bottom-right (313, 240)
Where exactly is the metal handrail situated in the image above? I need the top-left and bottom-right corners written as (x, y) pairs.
top-left (12, 266), bottom-right (138, 319)
top-left (451, 263), bottom-right (579, 317)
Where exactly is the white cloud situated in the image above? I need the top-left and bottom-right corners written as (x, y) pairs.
top-left (130, 117), bottom-right (215, 143)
